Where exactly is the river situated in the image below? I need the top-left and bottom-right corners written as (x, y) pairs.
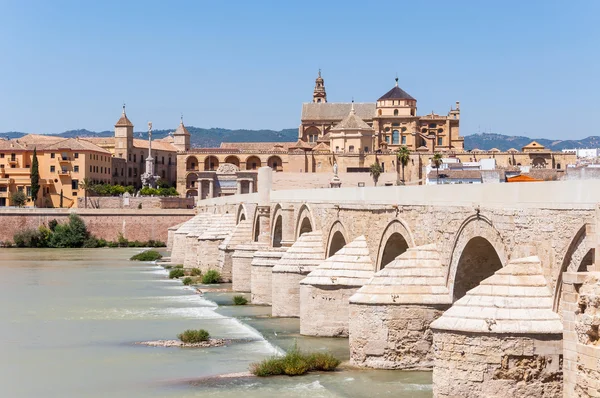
top-left (0, 248), bottom-right (432, 397)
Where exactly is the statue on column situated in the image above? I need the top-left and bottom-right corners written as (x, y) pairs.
top-left (141, 121), bottom-right (160, 188)
top-left (330, 160), bottom-right (341, 188)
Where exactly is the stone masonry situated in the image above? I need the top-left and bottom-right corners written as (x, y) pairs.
top-left (250, 248), bottom-right (287, 305)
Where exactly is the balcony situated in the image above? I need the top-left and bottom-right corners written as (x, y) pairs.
top-left (59, 156), bottom-right (71, 163)
top-left (58, 169), bottom-right (71, 176)
top-left (7, 159), bottom-right (18, 166)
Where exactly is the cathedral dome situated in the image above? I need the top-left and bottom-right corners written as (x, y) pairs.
top-left (378, 78), bottom-right (415, 101)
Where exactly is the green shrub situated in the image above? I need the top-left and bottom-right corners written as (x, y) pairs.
top-left (83, 237), bottom-right (99, 248)
top-left (13, 228), bottom-right (46, 248)
top-left (182, 277), bottom-right (193, 286)
top-left (107, 241), bottom-right (118, 248)
top-left (96, 238), bottom-right (108, 247)
top-left (48, 214), bottom-right (90, 248)
top-left (169, 268), bottom-right (185, 279)
top-left (130, 250), bottom-right (163, 262)
top-left (202, 270), bottom-right (221, 284)
top-left (306, 352), bottom-right (341, 371)
top-left (233, 295), bottom-right (248, 305)
top-left (163, 265), bottom-right (173, 269)
top-left (174, 264), bottom-right (184, 269)
top-left (128, 240), bottom-right (145, 248)
top-left (117, 232), bottom-right (129, 248)
top-left (147, 240), bottom-right (166, 247)
top-left (249, 345), bottom-right (340, 377)
top-left (178, 329), bottom-right (210, 343)
top-left (190, 268), bottom-right (201, 276)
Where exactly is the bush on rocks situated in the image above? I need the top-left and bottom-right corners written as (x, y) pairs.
top-left (178, 329), bottom-right (210, 343)
top-left (250, 345), bottom-right (340, 377)
top-left (233, 295), bottom-right (248, 305)
top-left (130, 250), bottom-right (163, 262)
top-left (182, 277), bottom-right (193, 285)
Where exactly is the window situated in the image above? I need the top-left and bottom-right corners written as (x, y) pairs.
top-left (437, 137), bottom-right (443, 146)
top-left (335, 146), bottom-right (340, 152)
top-left (0, 154), bottom-right (3, 158)
top-left (61, 152), bottom-right (68, 160)
top-left (72, 192), bottom-right (78, 196)
top-left (128, 168), bottom-right (132, 177)
top-left (72, 180), bottom-right (79, 190)
top-left (429, 123), bottom-right (437, 128)
top-left (133, 154), bottom-right (136, 163)
top-left (392, 130), bottom-right (400, 145)
top-left (168, 157), bottom-right (172, 165)
top-left (385, 136), bottom-right (390, 144)
top-left (26, 186), bottom-right (31, 197)
top-left (0, 186), bottom-right (6, 192)
top-left (89, 165), bottom-right (92, 172)
top-left (349, 145), bottom-right (355, 153)
top-left (74, 165), bottom-right (79, 173)
top-left (364, 146), bottom-right (369, 153)
top-left (50, 165), bottom-right (55, 173)
top-left (128, 154), bottom-right (131, 161)
top-left (51, 153), bottom-right (55, 159)
top-left (401, 127), bottom-right (407, 132)
top-left (61, 167), bottom-right (68, 174)
top-left (401, 136), bottom-right (407, 145)
top-left (162, 156), bottom-right (164, 165)
top-left (393, 109), bottom-right (399, 116)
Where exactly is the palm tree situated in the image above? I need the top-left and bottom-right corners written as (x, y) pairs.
top-left (369, 162), bottom-right (382, 186)
top-left (80, 178), bottom-right (92, 208)
top-left (396, 146), bottom-right (410, 185)
top-left (431, 153), bottom-right (443, 184)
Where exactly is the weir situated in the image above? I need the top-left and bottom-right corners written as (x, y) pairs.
top-left (167, 166), bottom-right (600, 397)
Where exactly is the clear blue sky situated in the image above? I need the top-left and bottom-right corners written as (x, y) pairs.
top-left (0, 0), bottom-right (598, 139)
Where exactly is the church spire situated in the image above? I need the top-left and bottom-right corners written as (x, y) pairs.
top-left (313, 69), bottom-right (327, 103)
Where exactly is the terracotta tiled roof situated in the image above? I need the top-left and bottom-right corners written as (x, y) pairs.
top-left (312, 142), bottom-right (330, 152)
top-left (0, 139), bottom-right (27, 150)
top-left (81, 137), bottom-right (115, 146)
top-left (132, 138), bottom-right (177, 152)
top-left (290, 139), bottom-right (312, 150)
top-left (331, 108), bottom-right (373, 131)
top-left (301, 102), bottom-right (375, 121)
top-left (115, 111), bottom-right (133, 127)
top-left (43, 138), bottom-right (111, 154)
top-left (220, 142), bottom-right (295, 151)
top-left (173, 121), bottom-right (189, 136)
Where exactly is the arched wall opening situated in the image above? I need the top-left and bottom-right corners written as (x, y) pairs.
top-left (272, 215), bottom-right (283, 247)
top-left (245, 156), bottom-right (261, 170)
top-left (224, 156), bottom-right (240, 168)
top-left (186, 156), bottom-right (199, 171)
top-left (453, 237), bottom-right (503, 301)
top-left (380, 232), bottom-right (409, 269)
top-left (295, 205), bottom-right (316, 239)
top-left (328, 231), bottom-right (346, 257)
top-left (267, 156), bottom-right (283, 172)
top-left (253, 216), bottom-right (260, 242)
top-left (186, 173), bottom-right (198, 189)
top-left (236, 204), bottom-right (247, 225)
top-left (204, 156), bottom-right (219, 171)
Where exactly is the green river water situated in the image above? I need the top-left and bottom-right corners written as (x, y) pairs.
top-left (0, 248), bottom-right (432, 397)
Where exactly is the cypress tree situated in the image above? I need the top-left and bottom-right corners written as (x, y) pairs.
top-left (60, 189), bottom-right (63, 208)
top-left (31, 148), bottom-right (40, 205)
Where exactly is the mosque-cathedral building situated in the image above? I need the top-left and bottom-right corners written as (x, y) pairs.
top-left (177, 71), bottom-right (576, 198)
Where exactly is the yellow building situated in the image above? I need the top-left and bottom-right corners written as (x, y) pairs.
top-left (0, 135), bottom-right (112, 207)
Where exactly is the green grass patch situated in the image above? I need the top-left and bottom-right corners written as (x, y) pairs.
top-left (201, 270), bottom-right (221, 284)
top-left (174, 264), bottom-right (184, 269)
top-left (190, 268), bottom-right (202, 276)
top-left (130, 250), bottom-right (163, 262)
top-left (249, 346), bottom-right (340, 377)
top-left (178, 329), bottom-right (210, 343)
top-left (182, 277), bottom-right (193, 286)
top-left (163, 265), bottom-right (173, 269)
top-left (169, 269), bottom-right (185, 279)
top-left (233, 295), bottom-right (248, 305)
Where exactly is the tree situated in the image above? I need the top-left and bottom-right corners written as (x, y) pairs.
top-left (369, 162), bottom-right (382, 186)
top-left (30, 148), bottom-right (40, 206)
top-left (10, 191), bottom-right (27, 207)
top-left (59, 189), bottom-right (63, 208)
top-left (432, 153), bottom-right (443, 184)
top-left (396, 146), bottom-right (410, 185)
top-left (80, 178), bottom-right (91, 208)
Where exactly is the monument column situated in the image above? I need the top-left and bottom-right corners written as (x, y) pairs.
top-left (256, 167), bottom-right (272, 245)
top-left (280, 205), bottom-right (295, 247)
top-left (198, 179), bottom-right (204, 200)
top-left (208, 179), bottom-right (214, 198)
top-left (236, 180), bottom-right (242, 195)
top-left (249, 180), bottom-right (254, 193)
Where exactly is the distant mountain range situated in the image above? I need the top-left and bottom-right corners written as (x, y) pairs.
top-left (0, 129), bottom-right (598, 151)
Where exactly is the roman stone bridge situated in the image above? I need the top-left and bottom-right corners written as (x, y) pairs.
top-left (168, 167), bottom-right (600, 398)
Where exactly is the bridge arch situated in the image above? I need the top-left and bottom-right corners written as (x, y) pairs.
top-left (271, 204), bottom-right (283, 248)
top-left (376, 219), bottom-right (414, 270)
top-left (236, 203), bottom-right (248, 224)
top-left (553, 224), bottom-right (593, 312)
top-left (447, 215), bottom-right (508, 301)
top-left (295, 204), bottom-right (316, 238)
top-left (326, 221), bottom-right (349, 257)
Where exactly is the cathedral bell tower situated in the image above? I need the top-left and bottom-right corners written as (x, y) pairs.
top-left (313, 69), bottom-right (327, 103)
top-left (173, 115), bottom-right (191, 152)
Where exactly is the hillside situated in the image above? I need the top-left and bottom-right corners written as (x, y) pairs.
top-left (1, 129), bottom-right (597, 151)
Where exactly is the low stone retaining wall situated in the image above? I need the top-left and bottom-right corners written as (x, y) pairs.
top-left (0, 208), bottom-right (194, 243)
top-left (300, 285), bottom-right (358, 336)
top-left (78, 196), bottom-right (194, 209)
